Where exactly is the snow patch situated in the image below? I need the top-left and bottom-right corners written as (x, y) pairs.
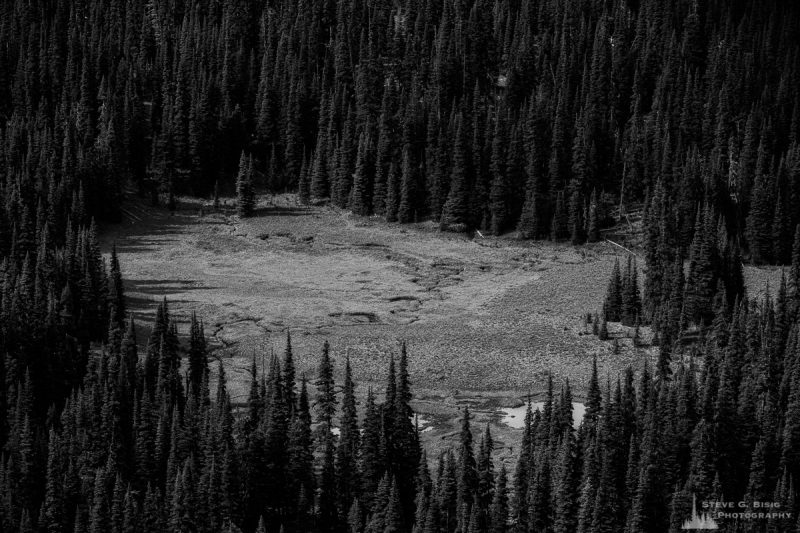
top-left (500, 402), bottom-right (586, 429)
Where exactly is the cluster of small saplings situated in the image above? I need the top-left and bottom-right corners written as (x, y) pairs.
top-left (579, 254), bottom-right (646, 352)
top-left (584, 312), bottom-right (641, 350)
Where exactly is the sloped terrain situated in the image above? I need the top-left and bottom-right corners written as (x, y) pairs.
top-left (105, 195), bottom-right (653, 396)
top-left (102, 193), bottom-right (782, 461)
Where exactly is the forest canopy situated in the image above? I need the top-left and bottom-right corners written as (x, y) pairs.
top-left (2, 0), bottom-right (800, 532)
top-left (1, 0), bottom-right (799, 247)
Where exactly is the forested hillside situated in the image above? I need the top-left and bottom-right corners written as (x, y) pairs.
top-left (4, 285), bottom-right (800, 533)
top-left (3, 0), bottom-right (800, 531)
top-left (2, 0), bottom-right (800, 245)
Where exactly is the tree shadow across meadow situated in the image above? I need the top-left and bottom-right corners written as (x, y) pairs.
top-left (249, 205), bottom-right (309, 217)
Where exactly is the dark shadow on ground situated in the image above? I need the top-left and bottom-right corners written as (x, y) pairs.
top-left (250, 205), bottom-right (310, 217)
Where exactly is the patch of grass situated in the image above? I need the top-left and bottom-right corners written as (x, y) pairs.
top-left (102, 193), bottom-right (785, 467)
top-left (104, 194), bottom-right (657, 400)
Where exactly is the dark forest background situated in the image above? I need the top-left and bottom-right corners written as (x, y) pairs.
top-left (2, 0), bottom-right (800, 531)
top-left (2, 0), bottom-right (800, 245)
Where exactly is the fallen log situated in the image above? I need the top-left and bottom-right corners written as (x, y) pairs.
top-left (605, 238), bottom-right (640, 259)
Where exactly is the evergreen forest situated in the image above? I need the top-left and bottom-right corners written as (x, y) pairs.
top-left (2, 0), bottom-right (800, 531)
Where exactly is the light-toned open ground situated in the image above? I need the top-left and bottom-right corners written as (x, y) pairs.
top-left (106, 195), bottom-right (650, 392)
top-left (102, 194), bottom-right (780, 461)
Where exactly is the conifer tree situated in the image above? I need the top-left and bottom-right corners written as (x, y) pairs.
top-left (781, 358), bottom-right (800, 483)
top-left (518, 186), bottom-right (539, 239)
top-left (476, 425), bottom-right (494, 510)
top-left (337, 356), bottom-right (361, 515)
top-left (457, 407), bottom-right (477, 511)
top-left (398, 147), bottom-right (417, 224)
top-left (604, 259), bottom-right (624, 322)
top-left (373, 86), bottom-right (397, 217)
top-left (551, 191), bottom-right (569, 241)
top-left (528, 440), bottom-right (553, 530)
top-left (569, 189), bottom-right (585, 245)
top-left (318, 432), bottom-right (339, 531)
top-left (360, 388), bottom-right (383, 506)
top-left (587, 190), bottom-right (600, 243)
top-left (441, 115), bottom-right (472, 231)
top-left (43, 430), bottom-right (65, 533)
top-left (683, 205), bottom-right (717, 327)
top-left (333, 110), bottom-right (356, 209)
top-left (385, 163), bottom-right (400, 223)
top-left (350, 132), bottom-right (372, 216)
top-left (236, 152), bottom-right (256, 218)
top-left (621, 256), bottom-right (641, 327)
top-left (310, 96), bottom-right (332, 200)
top-left (746, 174), bottom-right (773, 264)
top-left (282, 331), bottom-right (296, 411)
top-left (347, 499), bottom-right (363, 533)
top-left (298, 154), bottom-right (311, 205)
top-left (553, 432), bottom-right (578, 533)
top-left (489, 465), bottom-right (508, 533)
top-left (790, 225), bottom-right (800, 304)
top-left (384, 479), bottom-right (404, 533)
top-left (287, 378), bottom-right (314, 517)
top-left (89, 468), bottom-right (110, 533)
top-left (315, 341), bottom-right (336, 432)
top-left (187, 312), bottom-right (207, 400)
top-left (489, 114), bottom-right (509, 236)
